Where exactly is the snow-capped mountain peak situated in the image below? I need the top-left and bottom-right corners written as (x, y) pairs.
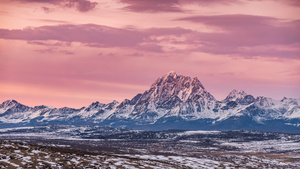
top-left (165, 70), bottom-right (177, 78)
top-left (0, 100), bottom-right (19, 109)
top-left (152, 72), bottom-right (205, 90)
top-left (0, 72), bottom-right (299, 133)
top-left (88, 101), bottom-right (104, 108)
top-left (225, 89), bottom-right (248, 102)
top-left (146, 72), bottom-right (212, 103)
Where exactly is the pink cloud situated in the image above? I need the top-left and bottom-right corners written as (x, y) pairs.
top-left (41, 6), bottom-right (52, 13)
top-left (0, 24), bottom-right (145, 47)
top-left (288, 0), bottom-right (300, 6)
top-left (65, 0), bottom-right (98, 12)
top-left (179, 0), bottom-right (240, 5)
top-left (177, 15), bottom-right (300, 58)
top-left (34, 48), bottom-right (74, 55)
top-left (119, 0), bottom-right (240, 13)
top-left (27, 40), bottom-right (71, 47)
top-left (262, 0), bottom-right (300, 7)
top-left (0, 24), bottom-right (191, 53)
top-left (145, 27), bottom-right (192, 35)
top-left (0, 16), bottom-right (299, 58)
top-left (119, 0), bottom-right (183, 13)
top-left (33, 19), bottom-right (70, 24)
top-left (12, 0), bottom-right (98, 12)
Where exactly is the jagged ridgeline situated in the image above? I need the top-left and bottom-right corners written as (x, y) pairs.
top-left (1, 72), bottom-right (300, 133)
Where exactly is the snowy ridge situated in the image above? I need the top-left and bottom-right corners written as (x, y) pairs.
top-left (224, 89), bottom-right (247, 102)
top-left (0, 72), bottom-right (299, 133)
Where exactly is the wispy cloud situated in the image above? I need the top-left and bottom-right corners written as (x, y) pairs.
top-left (287, 0), bottom-right (300, 6)
top-left (177, 14), bottom-right (300, 58)
top-left (0, 15), bottom-right (299, 59)
top-left (118, 0), bottom-right (240, 13)
top-left (0, 24), bottom-right (144, 47)
top-left (118, 0), bottom-right (183, 13)
top-left (41, 6), bottom-right (52, 13)
top-left (0, 24), bottom-right (190, 53)
top-left (12, 0), bottom-right (98, 12)
top-left (31, 19), bottom-right (70, 24)
top-left (27, 40), bottom-right (72, 47)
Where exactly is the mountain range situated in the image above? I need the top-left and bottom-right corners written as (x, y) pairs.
top-left (1, 71), bottom-right (300, 133)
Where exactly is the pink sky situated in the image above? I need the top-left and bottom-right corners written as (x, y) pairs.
top-left (0, 0), bottom-right (300, 108)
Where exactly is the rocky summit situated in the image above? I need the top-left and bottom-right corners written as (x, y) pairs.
top-left (0, 72), bottom-right (300, 133)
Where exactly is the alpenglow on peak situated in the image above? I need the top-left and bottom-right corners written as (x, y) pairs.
top-left (0, 72), bottom-right (299, 133)
top-left (153, 72), bottom-right (205, 89)
top-left (146, 72), bottom-right (214, 103)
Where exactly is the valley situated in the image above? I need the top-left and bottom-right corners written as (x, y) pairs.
top-left (0, 125), bottom-right (299, 168)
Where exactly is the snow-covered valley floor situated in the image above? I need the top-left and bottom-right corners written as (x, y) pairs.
top-left (0, 125), bottom-right (299, 168)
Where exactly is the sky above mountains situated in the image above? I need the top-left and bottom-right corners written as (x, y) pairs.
top-left (0, 0), bottom-right (300, 108)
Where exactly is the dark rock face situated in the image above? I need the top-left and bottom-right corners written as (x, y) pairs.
top-left (239, 95), bottom-right (255, 105)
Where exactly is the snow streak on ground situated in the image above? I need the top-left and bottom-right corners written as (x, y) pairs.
top-left (0, 126), bottom-right (300, 168)
top-left (0, 141), bottom-right (229, 169)
top-left (1, 141), bottom-right (299, 169)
